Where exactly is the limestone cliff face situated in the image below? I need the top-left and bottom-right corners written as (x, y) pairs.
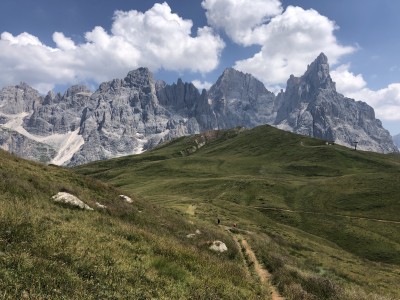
top-left (69, 68), bottom-right (202, 165)
top-left (274, 53), bottom-right (397, 153)
top-left (208, 68), bottom-right (277, 129)
top-left (0, 54), bottom-right (397, 165)
top-left (0, 84), bottom-right (86, 165)
top-left (23, 85), bottom-right (92, 136)
top-left (0, 128), bottom-right (56, 162)
top-left (155, 79), bottom-right (214, 132)
top-left (0, 83), bottom-right (41, 114)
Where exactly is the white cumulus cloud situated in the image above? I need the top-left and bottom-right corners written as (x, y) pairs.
top-left (332, 65), bottom-right (400, 122)
top-left (202, 0), bottom-right (400, 128)
top-left (232, 6), bottom-right (355, 85)
top-left (192, 80), bottom-right (213, 91)
top-left (0, 2), bottom-right (224, 93)
top-left (1, 31), bottom-right (45, 47)
top-left (331, 64), bottom-right (367, 94)
top-left (201, 0), bottom-right (282, 45)
top-left (53, 32), bottom-right (77, 51)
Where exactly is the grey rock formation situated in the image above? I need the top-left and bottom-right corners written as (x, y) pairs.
top-left (0, 54), bottom-right (397, 165)
top-left (23, 85), bottom-right (91, 136)
top-left (0, 83), bottom-right (86, 165)
top-left (0, 83), bottom-right (41, 114)
top-left (156, 78), bottom-right (216, 130)
top-left (0, 128), bottom-right (56, 162)
top-left (208, 68), bottom-right (277, 129)
top-left (0, 115), bottom-right (8, 125)
top-left (52, 192), bottom-right (93, 210)
top-left (69, 68), bottom-right (201, 165)
top-left (274, 53), bottom-right (398, 153)
top-left (68, 67), bottom-right (279, 165)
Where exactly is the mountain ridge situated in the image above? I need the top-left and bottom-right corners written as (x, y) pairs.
top-left (0, 53), bottom-right (397, 165)
top-left (274, 53), bottom-right (396, 153)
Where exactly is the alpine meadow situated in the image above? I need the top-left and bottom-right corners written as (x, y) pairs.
top-left (1, 1), bottom-right (400, 299)
top-left (76, 125), bottom-right (400, 299)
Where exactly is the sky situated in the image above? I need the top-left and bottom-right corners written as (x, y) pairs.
top-left (0, 0), bottom-right (399, 135)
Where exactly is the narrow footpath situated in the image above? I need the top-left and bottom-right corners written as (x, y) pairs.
top-left (229, 230), bottom-right (284, 300)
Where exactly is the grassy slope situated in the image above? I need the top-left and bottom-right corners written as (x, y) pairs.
top-left (0, 149), bottom-right (269, 299)
top-left (76, 125), bottom-right (400, 300)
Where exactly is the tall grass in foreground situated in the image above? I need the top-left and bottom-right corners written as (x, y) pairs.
top-left (0, 150), bottom-right (268, 299)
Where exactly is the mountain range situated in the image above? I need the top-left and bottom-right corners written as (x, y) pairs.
top-left (0, 53), bottom-right (397, 166)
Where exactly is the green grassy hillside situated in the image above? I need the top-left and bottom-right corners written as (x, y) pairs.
top-left (76, 125), bottom-right (400, 300)
top-left (0, 149), bottom-right (270, 299)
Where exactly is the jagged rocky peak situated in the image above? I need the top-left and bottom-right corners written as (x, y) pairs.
top-left (96, 67), bottom-right (155, 93)
top-left (1, 58), bottom-right (398, 166)
top-left (43, 90), bottom-right (59, 105)
top-left (302, 52), bottom-right (336, 90)
top-left (285, 53), bottom-right (335, 96)
top-left (124, 67), bottom-right (154, 88)
top-left (209, 67), bottom-right (274, 102)
top-left (275, 53), bottom-right (398, 153)
top-left (65, 85), bottom-right (92, 97)
top-left (286, 75), bottom-right (301, 89)
top-left (155, 80), bottom-right (166, 91)
top-left (69, 67), bottom-right (171, 166)
top-left (22, 83), bottom-right (92, 136)
top-left (210, 67), bottom-right (271, 97)
top-left (0, 82), bottom-right (42, 114)
top-left (156, 78), bottom-right (202, 111)
top-left (207, 67), bottom-right (277, 128)
top-left (63, 85), bottom-right (92, 111)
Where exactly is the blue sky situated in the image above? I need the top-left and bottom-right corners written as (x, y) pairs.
top-left (0, 0), bottom-right (399, 135)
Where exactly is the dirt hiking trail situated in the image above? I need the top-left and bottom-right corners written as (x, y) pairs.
top-left (229, 230), bottom-right (284, 300)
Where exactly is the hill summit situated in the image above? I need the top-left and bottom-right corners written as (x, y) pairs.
top-left (0, 53), bottom-right (397, 165)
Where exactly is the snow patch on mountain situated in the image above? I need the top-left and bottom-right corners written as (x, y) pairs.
top-left (1, 111), bottom-right (84, 165)
top-left (50, 129), bottom-right (85, 165)
top-left (0, 54), bottom-right (397, 166)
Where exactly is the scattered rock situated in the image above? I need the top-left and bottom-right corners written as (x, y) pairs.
top-left (209, 240), bottom-right (228, 253)
top-left (21, 290), bottom-right (30, 299)
top-left (52, 192), bottom-right (93, 210)
top-left (95, 202), bottom-right (107, 209)
top-left (119, 195), bottom-right (133, 203)
top-left (186, 229), bottom-right (201, 238)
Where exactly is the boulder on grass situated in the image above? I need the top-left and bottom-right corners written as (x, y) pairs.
top-left (119, 195), bottom-right (133, 203)
top-left (52, 192), bottom-right (93, 210)
top-left (209, 240), bottom-right (228, 252)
